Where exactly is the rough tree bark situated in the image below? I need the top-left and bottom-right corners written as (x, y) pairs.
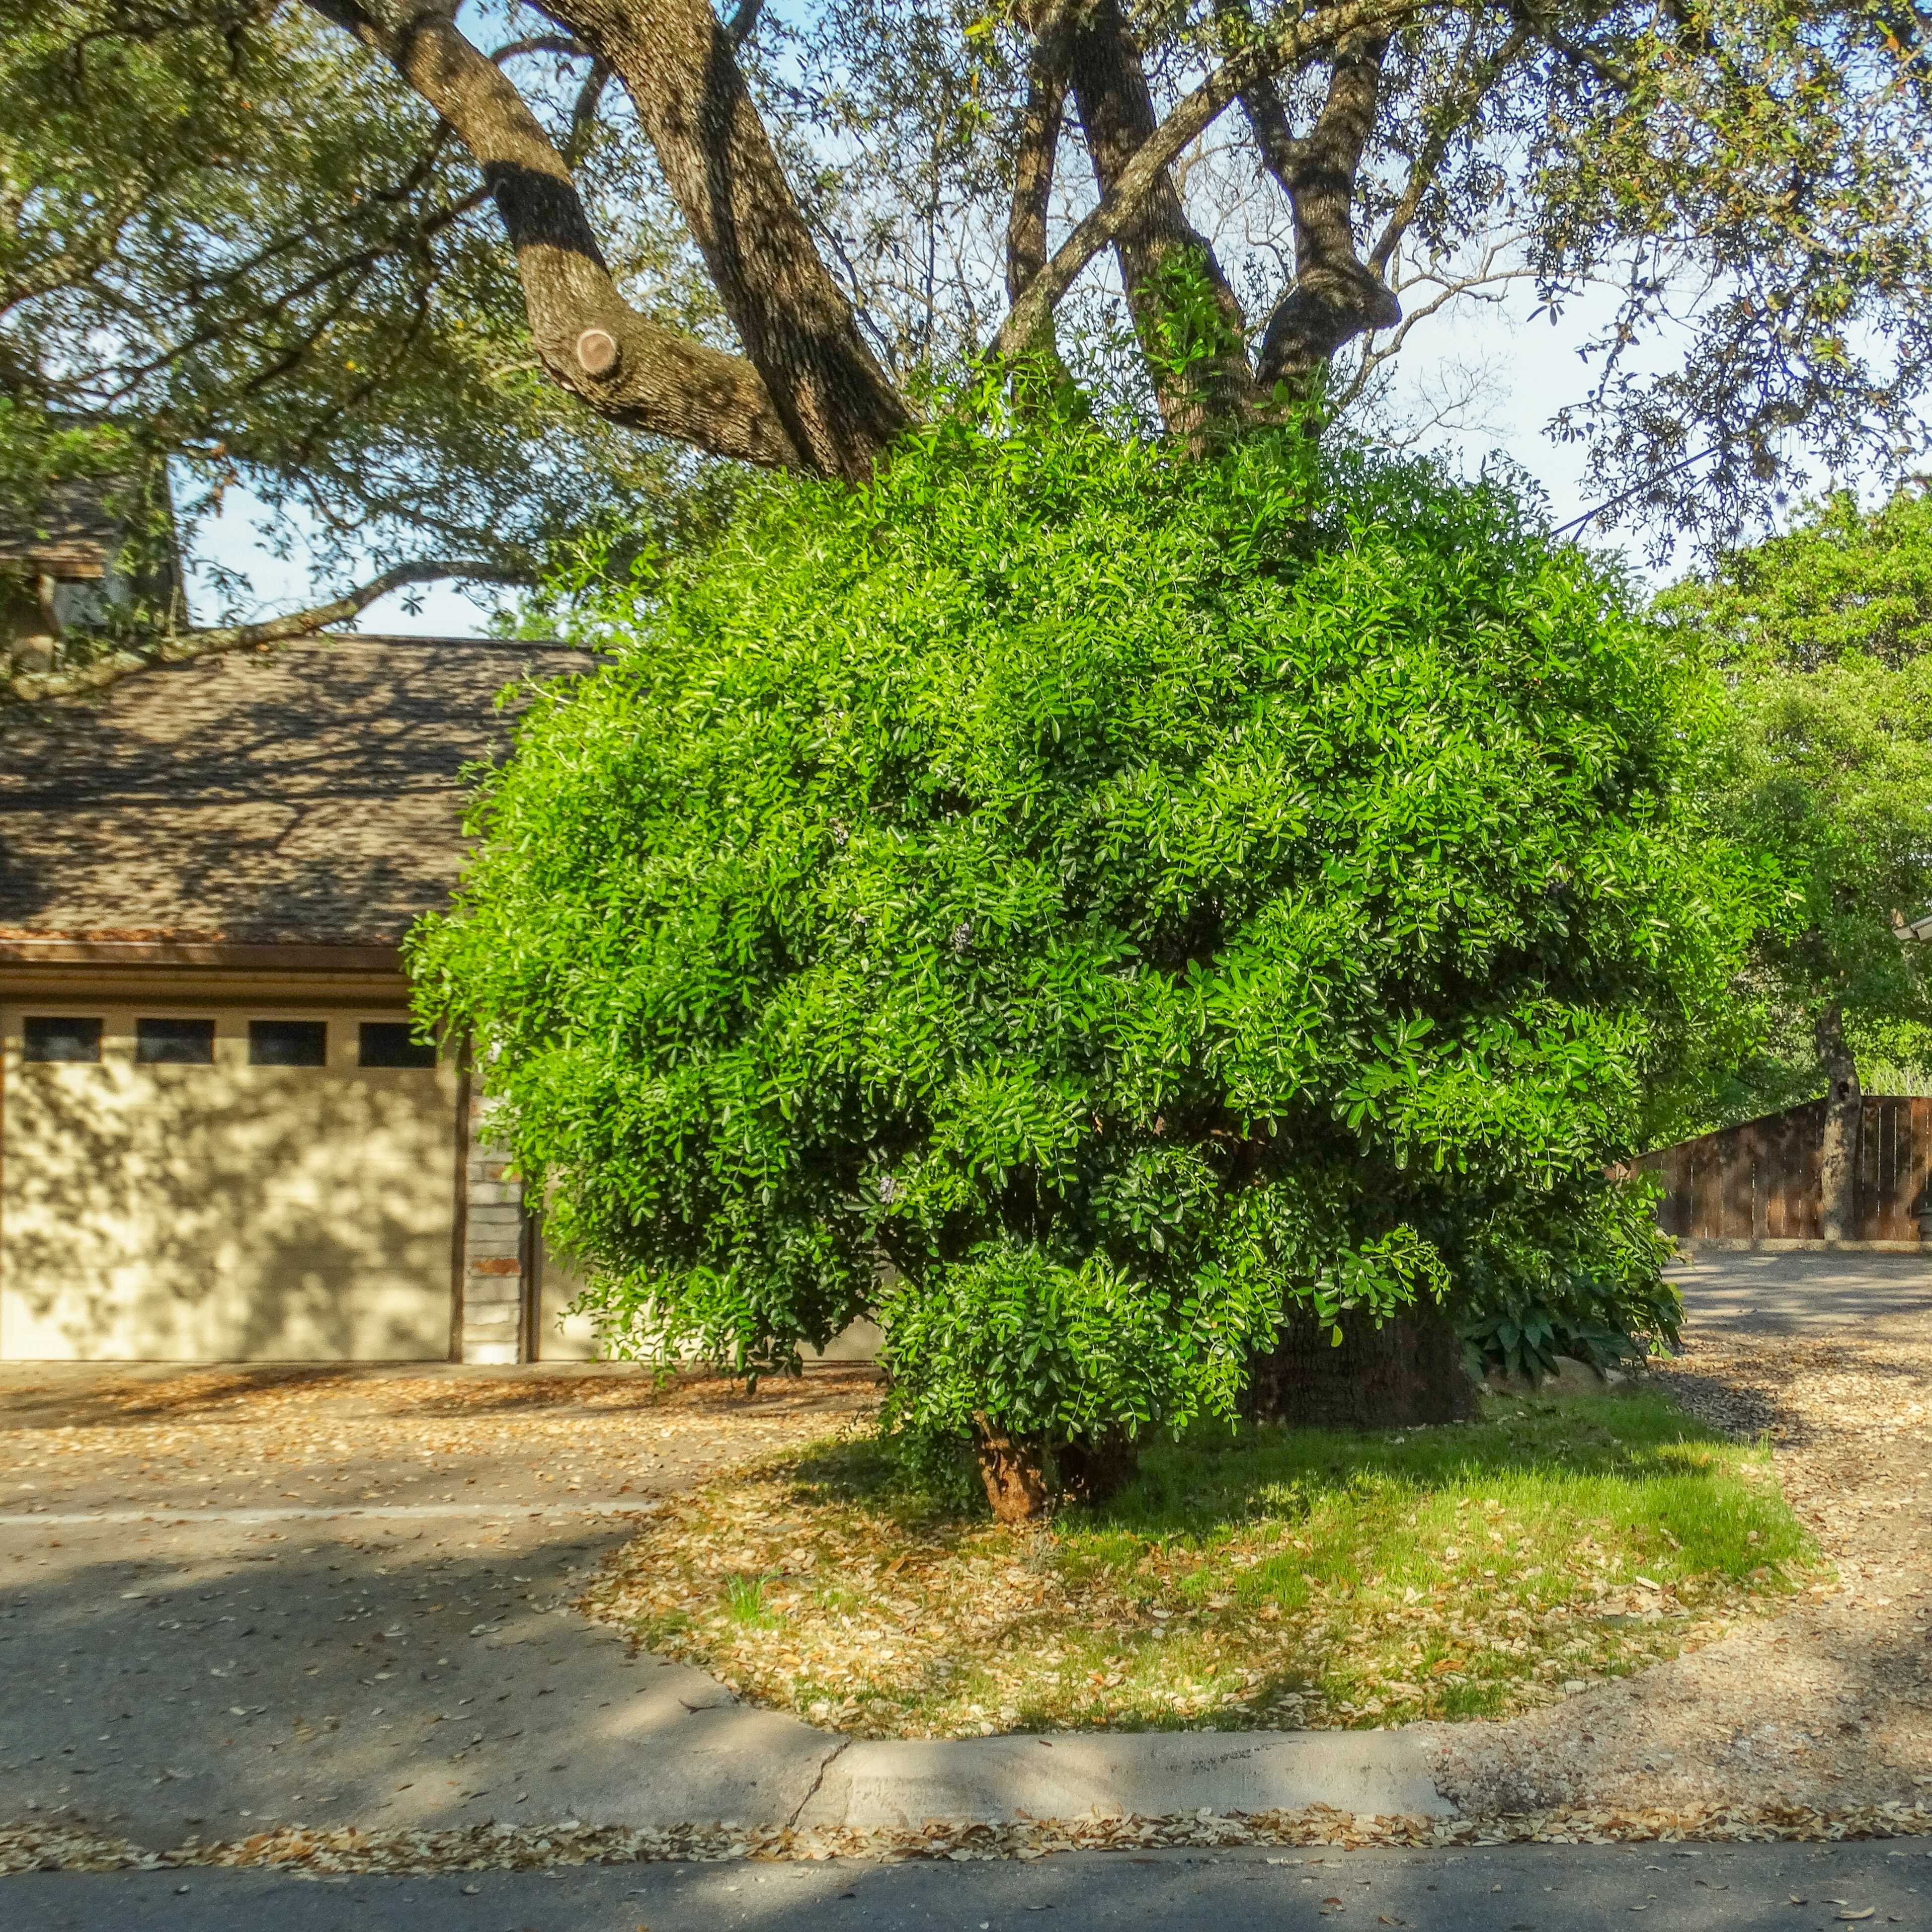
top-left (973, 1418), bottom-right (1053, 1524)
top-left (972, 1420), bottom-right (1139, 1523)
top-left (1816, 1002), bottom-right (1864, 1244)
top-left (1245, 1304), bottom-right (1481, 1430)
top-left (1006, 5), bottom-right (1075, 386)
top-left (991, 0), bottom-right (1416, 372)
top-left (1240, 35), bottom-right (1403, 396)
top-left (1065, 0), bottom-right (1260, 441)
top-left (312, 0), bottom-right (1419, 472)
top-left (306, 0), bottom-right (807, 469)
top-left (543, 0), bottom-right (914, 477)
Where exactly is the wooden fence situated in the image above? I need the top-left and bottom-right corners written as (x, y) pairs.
top-left (1636, 1095), bottom-right (1932, 1244)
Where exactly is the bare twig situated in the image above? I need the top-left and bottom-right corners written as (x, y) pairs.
top-left (488, 35), bottom-right (591, 66)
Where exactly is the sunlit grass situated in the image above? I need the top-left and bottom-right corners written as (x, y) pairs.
top-left (579, 1390), bottom-right (1817, 1738)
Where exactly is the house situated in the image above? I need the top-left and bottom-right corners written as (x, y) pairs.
top-left (0, 632), bottom-right (596, 1363)
top-left (1, 465), bottom-right (185, 664)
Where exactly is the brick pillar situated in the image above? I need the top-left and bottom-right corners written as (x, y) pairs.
top-left (458, 1093), bottom-right (528, 1364)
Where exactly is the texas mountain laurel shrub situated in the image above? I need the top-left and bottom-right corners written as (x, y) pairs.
top-left (412, 420), bottom-right (1745, 1503)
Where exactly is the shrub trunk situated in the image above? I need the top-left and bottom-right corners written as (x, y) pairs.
top-left (973, 1418), bottom-right (1053, 1522)
top-left (1245, 1304), bottom-right (1480, 1430)
top-left (971, 1421), bottom-right (1141, 1521)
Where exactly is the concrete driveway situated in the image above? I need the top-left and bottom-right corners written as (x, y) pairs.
top-left (0, 1364), bottom-right (876, 1847)
top-left (1670, 1245), bottom-right (1932, 1333)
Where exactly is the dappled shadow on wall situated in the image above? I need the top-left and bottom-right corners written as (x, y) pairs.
top-left (2, 1059), bottom-right (456, 1360)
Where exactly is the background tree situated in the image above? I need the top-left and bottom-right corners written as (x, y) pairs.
top-left (1664, 487), bottom-right (1932, 1238)
top-left (2, 0), bottom-right (734, 698)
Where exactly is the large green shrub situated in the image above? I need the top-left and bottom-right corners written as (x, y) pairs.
top-left (412, 419), bottom-right (1749, 1481)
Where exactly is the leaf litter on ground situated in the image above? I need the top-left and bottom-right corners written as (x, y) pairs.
top-left (576, 1390), bottom-right (1815, 1739)
top-left (6, 1800), bottom-right (1932, 1880)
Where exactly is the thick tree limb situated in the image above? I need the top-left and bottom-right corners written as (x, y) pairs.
top-left (1065, 0), bottom-right (1259, 440)
top-left (304, 0), bottom-right (804, 471)
top-left (3, 559), bottom-right (526, 703)
top-left (538, 0), bottom-right (914, 478)
top-left (1252, 34), bottom-right (1402, 393)
top-left (1004, 4), bottom-right (1076, 395)
top-left (565, 56), bottom-right (612, 167)
top-left (1234, 61), bottom-right (1300, 190)
top-left (1007, 15), bottom-right (1072, 314)
top-left (994, 0), bottom-right (1415, 367)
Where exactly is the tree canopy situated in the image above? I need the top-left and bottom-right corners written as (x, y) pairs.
top-left (2, 0), bottom-right (731, 695)
top-left (283, 0), bottom-right (1931, 515)
top-left (1664, 487), bottom-right (1932, 1228)
top-left (7, 0), bottom-right (1932, 700)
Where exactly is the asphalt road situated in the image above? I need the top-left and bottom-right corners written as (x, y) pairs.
top-left (9, 1838), bottom-right (1932, 1930)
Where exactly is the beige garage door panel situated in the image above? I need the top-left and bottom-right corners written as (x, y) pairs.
top-left (2, 1009), bottom-right (459, 1361)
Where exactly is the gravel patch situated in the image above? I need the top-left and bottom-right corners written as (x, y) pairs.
top-left (1424, 1308), bottom-right (1932, 1816)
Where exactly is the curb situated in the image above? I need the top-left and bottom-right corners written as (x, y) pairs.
top-left (792, 1730), bottom-right (1453, 1830)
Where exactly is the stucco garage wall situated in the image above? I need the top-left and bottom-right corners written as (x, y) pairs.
top-left (0, 1002), bottom-right (460, 1360)
top-left (530, 1226), bottom-right (881, 1365)
top-left (533, 1230), bottom-right (601, 1362)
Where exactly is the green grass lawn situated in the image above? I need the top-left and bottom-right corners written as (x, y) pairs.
top-left (578, 1388), bottom-right (1816, 1739)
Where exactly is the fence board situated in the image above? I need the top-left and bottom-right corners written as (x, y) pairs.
top-left (1648, 1094), bottom-right (1921, 1243)
top-left (1720, 1128), bottom-right (1752, 1241)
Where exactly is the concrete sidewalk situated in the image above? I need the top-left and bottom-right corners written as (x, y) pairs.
top-left (0, 1507), bottom-right (1442, 1844)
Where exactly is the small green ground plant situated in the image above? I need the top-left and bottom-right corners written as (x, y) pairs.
top-left (578, 1390), bottom-right (1813, 1737)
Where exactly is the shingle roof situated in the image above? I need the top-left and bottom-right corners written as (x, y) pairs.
top-left (0, 476), bottom-right (133, 577)
top-left (0, 634), bottom-right (591, 948)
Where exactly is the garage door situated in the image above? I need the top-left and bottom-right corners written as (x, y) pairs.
top-left (1, 1003), bottom-right (460, 1360)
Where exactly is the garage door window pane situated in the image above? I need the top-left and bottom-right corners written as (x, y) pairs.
top-left (250, 1019), bottom-right (327, 1067)
top-left (360, 1021), bottom-right (436, 1068)
top-left (23, 1016), bottom-right (102, 1063)
top-left (136, 1017), bottom-right (216, 1065)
